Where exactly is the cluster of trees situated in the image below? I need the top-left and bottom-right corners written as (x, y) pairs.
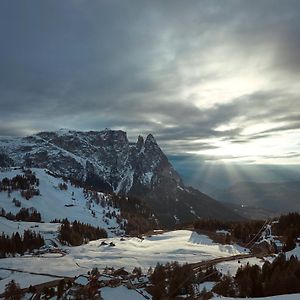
top-left (194, 219), bottom-right (266, 244)
top-left (46, 171), bottom-right (158, 235)
top-left (273, 212), bottom-right (300, 251)
top-left (82, 189), bottom-right (157, 235)
top-left (0, 230), bottom-right (44, 257)
top-left (58, 219), bottom-right (107, 246)
top-left (0, 170), bottom-right (40, 200)
top-left (2, 279), bottom-right (73, 300)
top-left (3, 280), bottom-right (22, 300)
top-left (0, 171), bottom-right (39, 191)
top-left (39, 279), bottom-right (71, 300)
top-left (58, 182), bottom-right (68, 190)
top-left (147, 261), bottom-right (220, 299)
top-left (1, 207), bottom-right (41, 222)
top-left (12, 198), bottom-right (21, 207)
top-left (194, 213), bottom-right (300, 249)
top-left (110, 195), bottom-right (157, 235)
top-left (20, 188), bottom-right (40, 200)
top-left (214, 254), bottom-right (300, 298)
top-left (148, 262), bottom-right (195, 299)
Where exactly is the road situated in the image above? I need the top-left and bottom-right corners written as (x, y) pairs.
top-left (0, 267), bottom-right (68, 279)
top-left (190, 253), bottom-right (256, 271)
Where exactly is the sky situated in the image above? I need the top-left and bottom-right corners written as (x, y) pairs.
top-left (0, 0), bottom-right (300, 172)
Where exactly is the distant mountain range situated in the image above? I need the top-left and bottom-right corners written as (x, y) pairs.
top-left (199, 181), bottom-right (300, 219)
top-left (0, 129), bottom-right (241, 226)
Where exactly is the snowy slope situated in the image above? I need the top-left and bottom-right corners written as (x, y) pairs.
top-left (0, 270), bottom-right (62, 292)
top-left (0, 217), bottom-right (59, 237)
top-left (0, 168), bottom-right (124, 236)
top-left (0, 230), bottom-right (247, 278)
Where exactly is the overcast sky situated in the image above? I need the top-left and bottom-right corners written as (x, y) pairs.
top-left (1, 0), bottom-right (300, 165)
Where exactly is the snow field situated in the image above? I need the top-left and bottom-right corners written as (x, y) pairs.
top-left (0, 168), bottom-right (123, 237)
top-left (0, 230), bottom-right (247, 282)
top-left (0, 270), bottom-right (61, 293)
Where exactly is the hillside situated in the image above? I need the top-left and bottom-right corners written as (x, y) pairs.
top-left (0, 167), bottom-right (156, 237)
top-left (0, 129), bottom-right (242, 226)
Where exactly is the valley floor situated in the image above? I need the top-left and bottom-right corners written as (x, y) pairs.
top-left (0, 229), bottom-right (249, 290)
top-left (1, 226), bottom-right (299, 299)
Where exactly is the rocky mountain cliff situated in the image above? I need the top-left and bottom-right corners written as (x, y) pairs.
top-left (0, 129), bottom-right (241, 225)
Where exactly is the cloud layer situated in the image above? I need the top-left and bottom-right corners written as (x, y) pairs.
top-left (0, 0), bottom-right (300, 163)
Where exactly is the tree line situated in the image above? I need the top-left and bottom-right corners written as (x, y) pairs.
top-left (110, 194), bottom-right (157, 235)
top-left (58, 219), bottom-right (107, 246)
top-left (1, 207), bottom-right (41, 222)
top-left (273, 212), bottom-right (300, 251)
top-left (214, 254), bottom-right (300, 298)
top-left (0, 169), bottom-right (40, 200)
top-left (82, 188), bottom-right (158, 235)
top-left (194, 218), bottom-right (266, 244)
top-left (0, 230), bottom-right (44, 257)
top-left (147, 261), bottom-right (221, 299)
top-left (39, 170), bottom-right (158, 235)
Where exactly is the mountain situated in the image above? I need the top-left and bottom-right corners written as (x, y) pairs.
top-left (223, 202), bottom-right (279, 220)
top-left (214, 181), bottom-right (300, 215)
top-left (0, 129), bottom-right (241, 226)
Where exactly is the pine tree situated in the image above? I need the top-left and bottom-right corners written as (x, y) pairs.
top-left (4, 280), bottom-right (22, 300)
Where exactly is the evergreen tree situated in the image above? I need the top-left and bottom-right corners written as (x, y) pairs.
top-left (3, 280), bottom-right (22, 300)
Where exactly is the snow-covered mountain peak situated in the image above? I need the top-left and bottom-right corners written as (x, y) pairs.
top-left (0, 129), bottom-right (241, 226)
top-left (145, 133), bottom-right (157, 145)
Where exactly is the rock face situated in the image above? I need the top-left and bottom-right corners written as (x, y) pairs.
top-left (0, 129), bottom-right (241, 225)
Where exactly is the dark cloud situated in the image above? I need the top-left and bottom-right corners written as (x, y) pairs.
top-left (0, 0), bottom-right (300, 162)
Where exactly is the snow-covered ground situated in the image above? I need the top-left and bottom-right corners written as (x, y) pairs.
top-left (69, 230), bottom-right (247, 272)
top-left (0, 168), bottom-right (124, 236)
top-left (216, 256), bottom-right (271, 276)
top-left (0, 270), bottom-right (61, 292)
top-left (2, 167), bottom-right (297, 299)
top-left (198, 281), bottom-right (216, 292)
top-left (0, 217), bottom-right (59, 236)
top-left (0, 230), bottom-right (248, 291)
